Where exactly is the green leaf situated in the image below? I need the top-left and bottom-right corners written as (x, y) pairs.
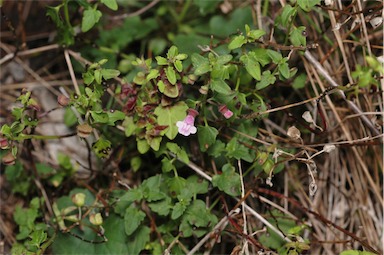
top-left (167, 46), bottom-right (179, 59)
top-left (155, 56), bottom-right (168, 65)
top-left (64, 108), bottom-right (78, 127)
top-left (137, 138), bottom-right (150, 154)
top-left (210, 79), bottom-right (231, 94)
top-left (212, 164), bottom-right (241, 196)
top-left (165, 66), bottom-right (177, 85)
top-left (83, 71), bottom-right (94, 85)
top-left (161, 157), bottom-right (174, 173)
top-left (107, 110), bottom-right (125, 126)
top-left (81, 8), bottom-right (102, 32)
top-left (228, 35), bottom-right (246, 50)
top-left (130, 156), bottom-right (141, 172)
top-left (124, 206), bottom-right (146, 236)
top-left (226, 137), bottom-right (253, 162)
top-left (92, 138), bottom-right (112, 158)
top-left (101, 0), bottom-right (118, 10)
top-left (174, 60), bottom-right (183, 72)
top-left (297, 0), bottom-right (320, 12)
top-left (171, 201), bottom-right (188, 220)
top-left (167, 176), bottom-right (187, 197)
top-left (186, 175), bottom-right (209, 196)
top-left (267, 49), bottom-right (282, 63)
top-left (240, 54), bottom-right (261, 80)
top-left (101, 68), bottom-right (120, 80)
top-left (292, 73), bottom-right (307, 89)
top-left (148, 197), bottom-right (172, 216)
top-left (154, 102), bottom-right (188, 139)
top-left (339, 251), bottom-right (377, 255)
top-left (256, 70), bottom-right (276, 90)
top-left (191, 53), bottom-right (211, 75)
top-left (123, 116), bottom-right (135, 137)
top-left (290, 26), bottom-right (307, 47)
top-left (127, 226), bottom-right (150, 255)
top-left (27, 229), bottom-right (47, 249)
top-left (94, 69), bottom-right (102, 84)
top-left (216, 54), bottom-right (233, 65)
top-left (90, 110), bottom-right (109, 124)
top-left (278, 60), bottom-right (290, 79)
top-left (278, 5), bottom-right (297, 27)
top-left (247, 29), bottom-right (266, 41)
top-left (197, 125), bottom-right (218, 152)
top-left (147, 69), bottom-right (159, 81)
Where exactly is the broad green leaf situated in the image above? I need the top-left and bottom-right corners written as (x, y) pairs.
top-left (90, 110), bottom-right (109, 124)
top-left (147, 69), bottom-right (159, 80)
top-left (216, 54), bottom-right (233, 65)
top-left (167, 46), bottom-right (179, 59)
top-left (107, 110), bottom-right (125, 126)
top-left (167, 176), bottom-right (187, 197)
top-left (101, 69), bottom-right (120, 80)
top-left (155, 56), bottom-right (168, 65)
top-left (81, 8), bottom-right (102, 32)
top-left (240, 54), bottom-right (261, 81)
top-left (197, 125), bottom-right (218, 152)
top-left (186, 175), bottom-right (209, 196)
top-left (174, 60), bottom-right (183, 72)
top-left (148, 197), bottom-right (172, 216)
top-left (279, 5), bottom-right (297, 27)
top-left (161, 157), bottom-right (174, 173)
top-left (225, 137), bottom-right (253, 162)
top-left (210, 79), bottom-right (231, 94)
top-left (82, 71), bottom-right (94, 85)
top-left (101, 0), bottom-right (118, 11)
top-left (94, 69), bottom-right (102, 84)
top-left (122, 116), bottom-right (135, 137)
top-left (124, 206), bottom-right (146, 236)
top-left (137, 138), bottom-right (150, 154)
top-left (297, 0), bottom-right (320, 12)
top-left (212, 164), bottom-right (241, 196)
top-left (228, 35), bottom-right (246, 50)
top-left (154, 102), bottom-right (188, 139)
top-left (130, 156), bottom-right (141, 172)
top-left (267, 49), bottom-right (282, 63)
top-left (247, 29), bottom-right (266, 41)
top-left (127, 226), bottom-right (150, 255)
top-left (256, 70), bottom-right (276, 90)
top-left (92, 138), bottom-right (112, 158)
top-left (165, 66), bottom-right (177, 85)
top-left (292, 73), bottom-right (307, 89)
top-left (171, 201), bottom-right (188, 220)
top-left (290, 26), bottom-right (307, 47)
top-left (278, 60), bottom-right (290, 79)
top-left (191, 53), bottom-right (210, 75)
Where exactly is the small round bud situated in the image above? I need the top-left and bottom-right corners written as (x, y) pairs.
top-left (2, 152), bottom-right (16, 165)
top-left (89, 213), bottom-right (103, 226)
top-left (71, 193), bottom-right (86, 207)
top-left (199, 85), bottom-right (209, 95)
top-left (77, 123), bottom-right (93, 138)
top-left (58, 95), bottom-right (70, 107)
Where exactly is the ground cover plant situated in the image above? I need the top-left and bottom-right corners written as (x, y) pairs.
top-left (0, 0), bottom-right (383, 254)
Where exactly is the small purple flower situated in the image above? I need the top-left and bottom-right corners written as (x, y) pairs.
top-left (176, 109), bottom-right (198, 136)
top-left (219, 105), bottom-right (233, 119)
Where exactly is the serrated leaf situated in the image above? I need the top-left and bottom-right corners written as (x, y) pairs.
top-left (228, 35), bottom-right (246, 50)
top-left (279, 5), bottom-right (297, 27)
top-left (278, 61), bottom-right (290, 79)
top-left (124, 206), bottom-right (146, 236)
top-left (101, 0), bottom-right (118, 11)
top-left (82, 71), bottom-right (94, 85)
top-left (81, 8), bottom-right (102, 32)
top-left (191, 53), bottom-right (211, 75)
top-left (154, 102), bottom-right (188, 139)
top-left (171, 202), bottom-right (188, 220)
top-left (165, 66), bottom-right (177, 85)
top-left (148, 197), bottom-right (172, 216)
top-left (210, 79), bottom-right (231, 94)
top-left (94, 69), bottom-right (102, 84)
top-left (212, 164), bottom-right (241, 196)
top-left (267, 50), bottom-right (282, 63)
top-left (247, 29), bottom-right (266, 40)
top-left (216, 54), bottom-right (233, 65)
top-left (197, 125), bottom-right (218, 152)
top-left (167, 46), bottom-right (179, 59)
top-left (147, 69), bottom-right (159, 81)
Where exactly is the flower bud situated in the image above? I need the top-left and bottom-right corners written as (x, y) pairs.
top-left (71, 193), bottom-right (86, 207)
top-left (77, 123), bottom-right (93, 138)
top-left (89, 213), bottom-right (103, 226)
top-left (2, 152), bottom-right (16, 165)
top-left (58, 94), bottom-right (70, 107)
top-left (0, 137), bottom-right (9, 149)
top-left (218, 105), bottom-right (233, 119)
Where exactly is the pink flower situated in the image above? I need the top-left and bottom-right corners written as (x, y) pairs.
top-left (176, 109), bottom-right (198, 136)
top-left (219, 105), bottom-right (233, 119)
